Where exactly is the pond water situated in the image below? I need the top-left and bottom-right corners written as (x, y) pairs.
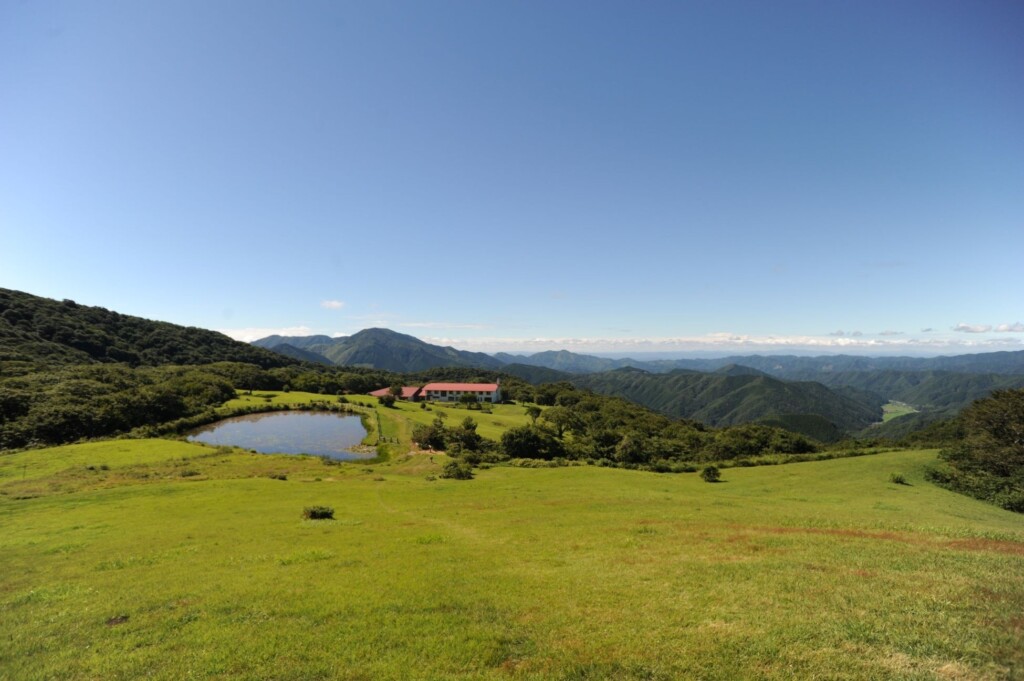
top-left (187, 411), bottom-right (370, 460)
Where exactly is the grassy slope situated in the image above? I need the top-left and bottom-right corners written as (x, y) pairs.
top-left (2, 441), bottom-right (1023, 680)
top-left (882, 401), bottom-right (920, 423)
top-left (219, 391), bottom-right (536, 446)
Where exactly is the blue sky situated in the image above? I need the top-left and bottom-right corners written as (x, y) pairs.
top-left (2, 1), bottom-right (1022, 356)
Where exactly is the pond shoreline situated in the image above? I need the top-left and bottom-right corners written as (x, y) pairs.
top-left (187, 410), bottom-right (371, 460)
top-left (130, 399), bottom-right (388, 462)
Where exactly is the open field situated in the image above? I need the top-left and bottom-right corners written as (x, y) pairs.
top-left (883, 401), bottom-right (920, 423)
top-left (362, 398), bottom-right (538, 443)
top-left (223, 391), bottom-right (539, 446)
top-left (2, 440), bottom-right (1023, 680)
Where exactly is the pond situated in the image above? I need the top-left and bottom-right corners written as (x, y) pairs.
top-left (187, 411), bottom-right (371, 460)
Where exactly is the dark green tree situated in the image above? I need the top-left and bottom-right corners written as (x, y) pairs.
top-left (540, 405), bottom-right (579, 439)
top-left (935, 389), bottom-right (1024, 511)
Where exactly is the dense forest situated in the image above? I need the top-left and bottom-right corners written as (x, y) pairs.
top-left (571, 368), bottom-right (884, 439)
top-left (0, 288), bottom-right (294, 373)
top-left (928, 389), bottom-right (1024, 511)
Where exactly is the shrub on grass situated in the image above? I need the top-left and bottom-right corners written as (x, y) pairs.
top-left (302, 505), bottom-right (334, 520)
top-left (701, 466), bottom-right (721, 483)
top-left (440, 460), bottom-right (473, 480)
top-left (889, 473), bottom-right (910, 485)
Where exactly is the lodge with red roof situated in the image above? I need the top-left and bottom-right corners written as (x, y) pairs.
top-left (368, 381), bottom-right (501, 403)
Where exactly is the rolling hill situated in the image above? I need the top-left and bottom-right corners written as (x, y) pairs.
top-left (254, 328), bottom-right (505, 373)
top-left (0, 288), bottom-right (295, 371)
top-left (572, 368), bottom-right (884, 438)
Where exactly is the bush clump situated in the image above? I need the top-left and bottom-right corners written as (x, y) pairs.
top-left (302, 505), bottom-right (335, 520)
top-left (700, 466), bottom-right (721, 483)
top-left (440, 460), bottom-right (474, 480)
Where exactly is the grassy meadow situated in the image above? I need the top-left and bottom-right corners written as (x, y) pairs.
top-left (883, 401), bottom-right (920, 423)
top-left (222, 390), bottom-right (538, 446)
top-left (2, 436), bottom-right (1023, 680)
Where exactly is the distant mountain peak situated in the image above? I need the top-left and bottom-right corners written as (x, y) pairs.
top-left (251, 327), bottom-right (504, 372)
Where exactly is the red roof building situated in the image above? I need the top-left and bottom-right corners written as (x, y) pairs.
top-left (420, 382), bottom-right (501, 403)
top-left (368, 382), bottom-right (501, 403)
top-left (369, 386), bottom-right (423, 400)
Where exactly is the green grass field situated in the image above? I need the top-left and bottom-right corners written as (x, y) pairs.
top-left (883, 401), bottom-right (920, 423)
top-left (218, 391), bottom-right (538, 447)
top-left (2, 438), bottom-right (1022, 680)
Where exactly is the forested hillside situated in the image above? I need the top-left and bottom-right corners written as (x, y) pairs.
top-left (572, 368), bottom-right (883, 439)
top-left (929, 388), bottom-right (1024, 511)
top-left (255, 328), bottom-right (504, 372)
top-left (0, 288), bottom-right (294, 373)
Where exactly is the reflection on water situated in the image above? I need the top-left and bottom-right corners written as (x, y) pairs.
top-left (187, 411), bottom-right (370, 460)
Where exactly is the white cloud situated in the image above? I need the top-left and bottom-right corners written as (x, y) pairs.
top-left (921, 328), bottom-right (935, 333)
top-left (878, 330), bottom-right (903, 336)
top-left (995, 322), bottom-right (1024, 333)
top-left (398, 321), bottom-right (492, 330)
top-left (320, 300), bottom-right (345, 310)
top-left (421, 332), bottom-right (1024, 355)
top-left (953, 323), bottom-right (992, 334)
top-left (216, 325), bottom-right (313, 342)
top-left (828, 330), bottom-right (846, 337)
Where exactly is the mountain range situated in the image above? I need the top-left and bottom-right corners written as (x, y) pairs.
top-left (4, 286), bottom-right (1020, 444)
top-left (252, 328), bottom-right (504, 373)
top-left (253, 329), bottom-right (1024, 440)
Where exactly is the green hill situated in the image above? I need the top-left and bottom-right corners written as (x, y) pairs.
top-left (573, 370), bottom-right (882, 436)
top-left (251, 334), bottom-right (336, 350)
top-left (498, 363), bottom-right (571, 384)
top-left (254, 328), bottom-right (505, 373)
top-left (0, 288), bottom-right (294, 372)
top-left (266, 343), bottom-right (333, 365)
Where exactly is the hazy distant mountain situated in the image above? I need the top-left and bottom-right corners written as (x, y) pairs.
top-left (493, 348), bottom-right (1024, 376)
top-left (712, 364), bottom-right (768, 377)
top-left (268, 343), bottom-right (333, 365)
top-left (495, 350), bottom-right (655, 373)
top-left (792, 370), bottom-right (1024, 411)
top-left (254, 328), bottom-right (504, 373)
top-left (678, 352), bottom-right (1024, 377)
top-left (252, 334), bottom-right (335, 351)
top-left (498, 363), bottom-right (572, 384)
